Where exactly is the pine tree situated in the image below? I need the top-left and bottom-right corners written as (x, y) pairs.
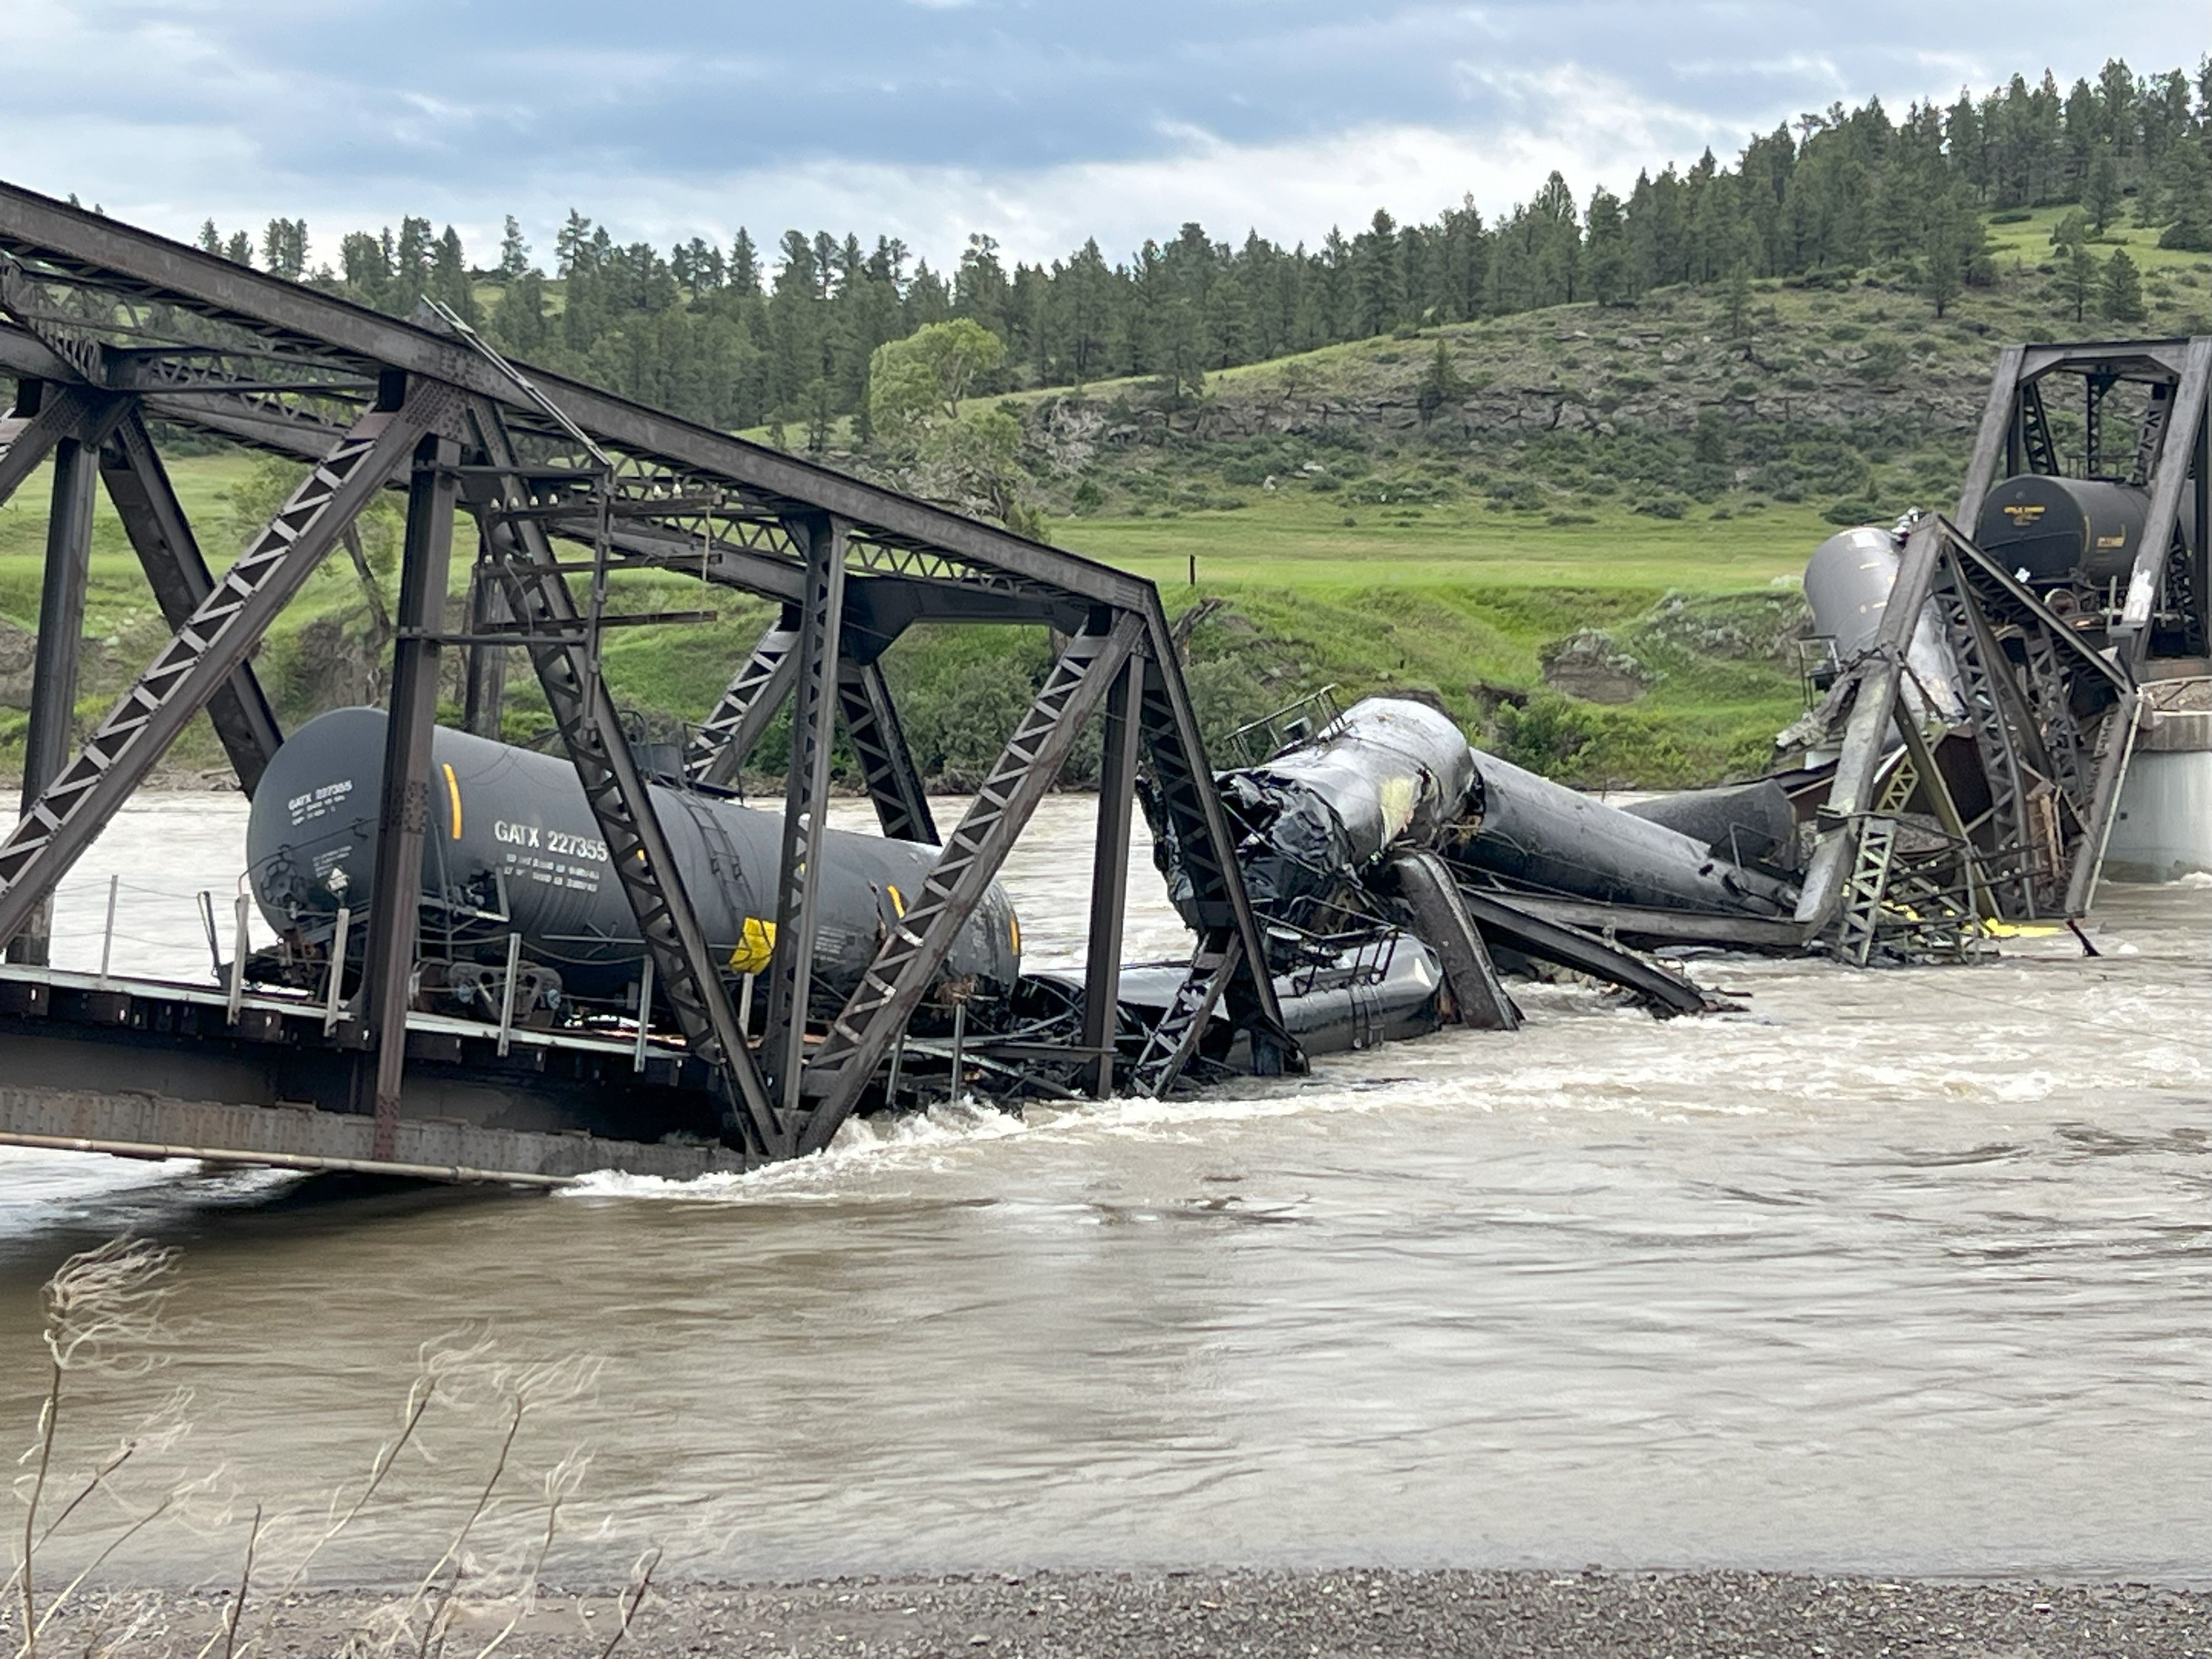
top-left (1582, 187), bottom-right (1633, 305)
top-left (1414, 339), bottom-right (1466, 426)
top-left (1920, 191), bottom-right (1966, 316)
top-left (2154, 143), bottom-right (2212, 250)
top-left (223, 229), bottom-right (253, 266)
top-left (1722, 260), bottom-right (1754, 337)
top-left (2084, 143), bottom-right (2121, 232)
top-left (196, 219), bottom-right (221, 256)
top-left (431, 225), bottom-right (477, 324)
top-left (490, 269), bottom-right (549, 353)
top-left (729, 229), bottom-right (762, 296)
top-left (2099, 249), bottom-right (2146, 322)
top-left (2063, 242), bottom-right (2098, 323)
top-left (498, 216), bottom-right (530, 280)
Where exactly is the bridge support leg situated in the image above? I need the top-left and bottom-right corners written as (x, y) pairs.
top-left (1082, 656), bottom-right (1141, 1098)
top-left (8, 426), bottom-right (100, 965)
top-left (360, 434), bottom-right (458, 1158)
top-left (764, 513), bottom-right (848, 1117)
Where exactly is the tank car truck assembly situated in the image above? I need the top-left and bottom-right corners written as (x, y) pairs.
top-left (0, 176), bottom-right (2202, 1185)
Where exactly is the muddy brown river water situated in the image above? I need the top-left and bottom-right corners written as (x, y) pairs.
top-left (0, 793), bottom-right (2205, 1588)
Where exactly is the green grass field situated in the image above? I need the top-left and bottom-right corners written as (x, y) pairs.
top-left (1053, 490), bottom-right (1827, 592)
top-left (0, 447), bottom-right (1816, 789)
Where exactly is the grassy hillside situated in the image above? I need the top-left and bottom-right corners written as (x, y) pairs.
top-left (2, 217), bottom-right (2207, 791)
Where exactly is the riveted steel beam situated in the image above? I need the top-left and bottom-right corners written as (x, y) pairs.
top-left (837, 658), bottom-right (936, 845)
top-left (1132, 645), bottom-right (1295, 1077)
top-left (0, 381), bottom-right (100, 510)
top-left (1081, 656), bottom-right (1141, 1097)
top-left (762, 514), bottom-right (848, 1116)
top-left (1795, 516), bottom-right (1945, 931)
top-left (465, 401), bottom-right (783, 1160)
top-left (686, 621), bottom-right (799, 788)
top-left (460, 556), bottom-right (510, 738)
top-left (2112, 337), bottom-right (2210, 673)
top-left (799, 613), bottom-right (1146, 1152)
top-left (0, 182), bottom-right (1152, 613)
top-left (0, 386), bottom-right (453, 953)
top-left (99, 411), bottom-right (284, 793)
top-left (5, 411), bottom-right (110, 965)
top-left (361, 434), bottom-right (459, 1158)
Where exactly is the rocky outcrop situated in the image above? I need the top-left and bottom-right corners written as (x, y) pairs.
top-left (1541, 631), bottom-right (1653, 704)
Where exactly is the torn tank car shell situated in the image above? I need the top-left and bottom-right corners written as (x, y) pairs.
top-left (1140, 696), bottom-right (1744, 1074)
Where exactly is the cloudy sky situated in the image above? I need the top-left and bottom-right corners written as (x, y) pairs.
top-left (5, 2), bottom-right (2203, 272)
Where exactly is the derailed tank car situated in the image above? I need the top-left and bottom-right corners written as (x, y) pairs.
top-left (247, 708), bottom-right (1020, 1025)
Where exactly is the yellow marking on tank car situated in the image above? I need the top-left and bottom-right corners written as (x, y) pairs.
top-left (728, 916), bottom-right (777, 975)
top-left (442, 764), bottom-right (463, 839)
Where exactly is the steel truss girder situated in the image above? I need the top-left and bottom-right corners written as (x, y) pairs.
top-left (763, 514), bottom-right (847, 1116)
top-left (465, 403), bottom-right (783, 1160)
top-left (1796, 516), bottom-right (1944, 930)
top-left (1933, 577), bottom-right (2041, 916)
top-left (98, 410), bottom-right (285, 793)
top-left (1133, 651), bottom-right (1296, 1076)
top-left (1081, 657), bottom-right (1141, 1098)
top-left (362, 435), bottom-right (459, 1157)
top-left (798, 613), bottom-right (1147, 1152)
top-left (1130, 932), bottom-right (1242, 1097)
top-left (837, 659), bottom-right (938, 845)
top-left (0, 386), bottom-right (456, 951)
top-left (0, 381), bottom-right (101, 509)
top-left (0, 182), bottom-right (1154, 615)
top-left (685, 622), bottom-right (798, 788)
top-left (2112, 337), bottom-right (2210, 671)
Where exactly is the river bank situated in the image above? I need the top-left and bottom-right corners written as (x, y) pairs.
top-left (25, 1569), bottom-right (2211, 1656)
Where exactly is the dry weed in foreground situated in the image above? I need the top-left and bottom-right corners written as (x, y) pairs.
top-left (5, 1237), bottom-right (656, 1659)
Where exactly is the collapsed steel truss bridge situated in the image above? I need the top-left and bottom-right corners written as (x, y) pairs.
top-left (0, 181), bottom-right (1298, 1180)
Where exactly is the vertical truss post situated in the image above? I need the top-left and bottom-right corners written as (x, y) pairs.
top-left (359, 435), bottom-right (458, 1158)
top-left (461, 553), bottom-right (509, 738)
top-left (7, 422), bottom-right (101, 964)
top-left (99, 411), bottom-right (284, 794)
top-left (1130, 934), bottom-right (1243, 1096)
top-left (465, 404), bottom-right (782, 1159)
top-left (763, 514), bottom-right (848, 1114)
top-left (2113, 338), bottom-right (2211, 673)
top-left (799, 613), bottom-right (1146, 1153)
top-left (838, 658), bottom-right (938, 844)
top-left (0, 388), bottom-right (452, 953)
top-left (685, 619), bottom-right (799, 788)
top-left (1934, 559), bottom-right (2043, 916)
top-left (1081, 655), bottom-right (1141, 1098)
top-left (2064, 687), bottom-right (2143, 917)
top-left (1955, 345), bottom-right (2025, 529)
top-left (1795, 515), bottom-right (1944, 931)
top-left (1133, 646), bottom-right (1296, 1082)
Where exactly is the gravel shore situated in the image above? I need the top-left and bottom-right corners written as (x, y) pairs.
top-left (27, 1568), bottom-right (2209, 1656)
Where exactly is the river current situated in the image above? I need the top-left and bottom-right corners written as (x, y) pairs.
top-left (0, 792), bottom-right (2204, 1586)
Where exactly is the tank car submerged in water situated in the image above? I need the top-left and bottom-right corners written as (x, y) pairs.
top-left (246, 708), bottom-right (1020, 1025)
